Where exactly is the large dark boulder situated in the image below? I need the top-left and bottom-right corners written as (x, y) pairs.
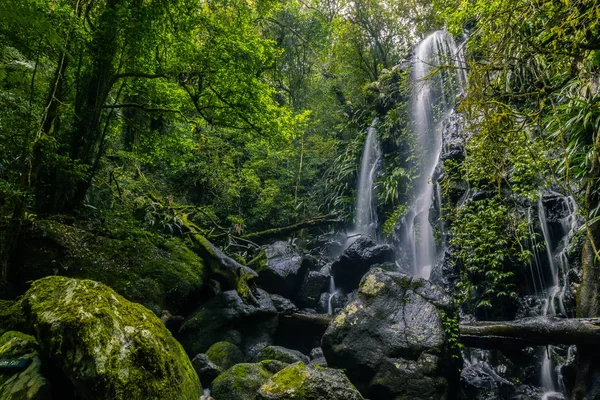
top-left (257, 362), bottom-right (364, 400)
top-left (251, 242), bottom-right (307, 298)
top-left (21, 276), bottom-right (201, 400)
top-left (178, 288), bottom-right (277, 357)
top-left (322, 268), bottom-right (460, 399)
top-left (330, 236), bottom-right (394, 293)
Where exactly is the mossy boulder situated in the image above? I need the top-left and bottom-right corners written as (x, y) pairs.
top-left (205, 341), bottom-right (243, 371)
top-left (15, 220), bottom-right (205, 313)
top-left (0, 331), bottom-right (52, 400)
top-left (253, 346), bottom-right (310, 364)
top-left (257, 362), bottom-right (364, 400)
top-left (211, 361), bottom-right (287, 400)
top-left (21, 276), bottom-right (201, 400)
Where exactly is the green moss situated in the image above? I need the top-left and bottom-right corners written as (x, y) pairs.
top-left (212, 362), bottom-right (275, 400)
top-left (25, 221), bottom-right (205, 313)
top-left (0, 331), bottom-right (36, 349)
top-left (22, 276), bottom-right (201, 400)
top-left (248, 250), bottom-right (267, 273)
top-left (260, 362), bottom-right (308, 396)
top-left (205, 341), bottom-right (243, 370)
top-left (0, 300), bottom-right (28, 336)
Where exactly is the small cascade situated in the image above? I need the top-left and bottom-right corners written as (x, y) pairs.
top-left (327, 275), bottom-right (336, 315)
top-left (354, 119), bottom-right (381, 238)
top-left (400, 31), bottom-right (466, 279)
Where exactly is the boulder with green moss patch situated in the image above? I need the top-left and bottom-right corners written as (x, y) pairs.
top-left (257, 362), bottom-right (363, 400)
top-left (21, 276), bottom-right (201, 400)
top-left (17, 220), bottom-right (205, 313)
top-left (211, 361), bottom-right (287, 400)
top-left (205, 341), bottom-right (243, 370)
top-left (0, 331), bottom-right (51, 400)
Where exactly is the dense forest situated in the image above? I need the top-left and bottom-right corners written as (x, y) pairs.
top-left (1, 0), bottom-right (600, 399)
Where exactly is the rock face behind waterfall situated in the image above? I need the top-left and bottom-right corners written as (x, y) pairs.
top-left (322, 267), bottom-right (460, 399)
top-left (330, 236), bottom-right (395, 293)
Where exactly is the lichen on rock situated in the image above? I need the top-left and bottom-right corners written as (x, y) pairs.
top-left (21, 276), bottom-right (201, 400)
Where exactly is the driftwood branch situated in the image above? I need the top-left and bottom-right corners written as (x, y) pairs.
top-left (242, 213), bottom-right (344, 241)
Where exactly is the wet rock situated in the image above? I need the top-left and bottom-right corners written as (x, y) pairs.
top-left (257, 362), bottom-right (364, 400)
top-left (191, 354), bottom-right (221, 387)
top-left (322, 268), bottom-right (460, 399)
top-left (270, 295), bottom-right (298, 314)
top-left (460, 360), bottom-right (515, 400)
top-left (330, 236), bottom-right (395, 292)
top-left (308, 347), bottom-right (328, 368)
top-left (317, 292), bottom-right (347, 315)
top-left (253, 346), bottom-right (310, 364)
top-left (211, 361), bottom-right (287, 400)
top-left (243, 331), bottom-right (276, 361)
top-left (0, 331), bottom-right (52, 400)
top-left (205, 341), bottom-right (244, 371)
top-left (252, 242), bottom-right (307, 298)
top-left (178, 288), bottom-right (277, 356)
top-left (296, 271), bottom-right (329, 308)
top-left (22, 276), bottom-right (201, 400)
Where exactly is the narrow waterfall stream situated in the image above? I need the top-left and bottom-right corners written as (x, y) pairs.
top-left (532, 193), bottom-right (579, 399)
top-left (400, 30), bottom-right (466, 279)
top-left (354, 119), bottom-right (381, 238)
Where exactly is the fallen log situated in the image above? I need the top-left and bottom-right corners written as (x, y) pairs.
top-left (460, 317), bottom-right (600, 348)
top-left (282, 312), bottom-right (333, 328)
top-left (285, 313), bottom-right (600, 348)
top-left (181, 215), bottom-right (259, 304)
top-left (241, 213), bottom-right (344, 242)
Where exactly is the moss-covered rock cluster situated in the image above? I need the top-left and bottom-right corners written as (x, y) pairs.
top-left (16, 220), bottom-right (205, 314)
top-left (20, 276), bottom-right (201, 400)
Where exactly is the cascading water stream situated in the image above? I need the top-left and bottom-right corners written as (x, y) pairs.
top-left (400, 31), bottom-right (466, 279)
top-left (533, 193), bottom-right (579, 399)
top-left (327, 275), bottom-right (336, 315)
top-left (354, 119), bottom-right (381, 238)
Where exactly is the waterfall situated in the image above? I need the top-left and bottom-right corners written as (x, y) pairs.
top-left (534, 193), bottom-right (579, 398)
top-left (401, 31), bottom-right (466, 279)
top-left (327, 275), bottom-right (336, 315)
top-left (354, 119), bottom-right (381, 238)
